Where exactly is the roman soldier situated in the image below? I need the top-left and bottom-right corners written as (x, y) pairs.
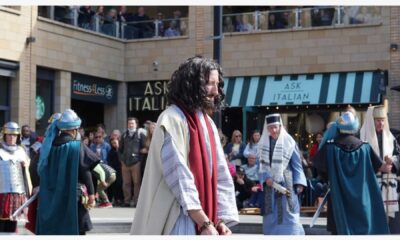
top-left (0, 122), bottom-right (31, 233)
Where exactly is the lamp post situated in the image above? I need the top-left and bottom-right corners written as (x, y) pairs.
top-left (213, 6), bottom-right (223, 128)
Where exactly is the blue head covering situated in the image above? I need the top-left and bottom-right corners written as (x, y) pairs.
top-left (37, 109), bottom-right (81, 175)
top-left (318, 111), bottom-right (359, 150)
top-left (336, 111), bottom-right (359, 134)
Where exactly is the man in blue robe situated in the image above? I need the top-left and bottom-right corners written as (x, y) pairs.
top-left (313, 110), bottom-right (391, 234)
top-left (258, 113), bottom-right (307, 235)
top-left (36, 109), bottom-right (99, 235)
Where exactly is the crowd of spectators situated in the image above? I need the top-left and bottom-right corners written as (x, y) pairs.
top-left (222, 6), bottom-right (382, 33)
top-left (40, 6), bottom-right (187, 39)
top-left (39, 6), bottom-right (381, 38)
top-left (68, 119), bottom-right (156, 208)
top-left (217, 126), bottom-right (333, 211)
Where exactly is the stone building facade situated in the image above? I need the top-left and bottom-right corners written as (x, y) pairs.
top-left (0, 6), bottom-right (399, 141)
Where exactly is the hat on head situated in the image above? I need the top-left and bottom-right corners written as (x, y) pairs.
top-left (236, 167), bottom-right (245, 174)
top-left (38, 109), bottom-right (81, 175)
top-left (373, 105), bottom-right (387, 119)
top-left (56, 109), bottom-right (81, 131)
top-left (265, 113), bottom-right (281, 127)
top-left (2, 122), bottom-right (20, 135)
top-left (336, 111), bottom-right (359, 134)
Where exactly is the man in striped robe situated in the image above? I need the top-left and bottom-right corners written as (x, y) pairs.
top-left (258, 113), bottom-right (307, 235)
top-left (130, 56), bottom-right (239, 235)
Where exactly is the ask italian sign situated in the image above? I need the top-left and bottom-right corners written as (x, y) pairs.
top-left (128, 80), bottom-right (168, 112)
top-left (265, 75), bottom-right (322, 105)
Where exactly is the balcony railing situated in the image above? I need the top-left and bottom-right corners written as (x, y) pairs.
top-left (223, 6), bottom-right (382, 33)
top-left (38, 6), bottom-right (188, 40)
top-left (122, 17), bottom-right (188, 39)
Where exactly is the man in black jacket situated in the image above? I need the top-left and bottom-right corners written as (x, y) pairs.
top-left (119, 117), bottom-right (146, 207)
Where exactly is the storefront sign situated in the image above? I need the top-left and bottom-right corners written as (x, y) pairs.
top-left (128, 81), bottom-right (168, 112)
top-left (71, 73), bottom-right (118, 104)
top-left (225, 71), bottom-right (383, 107)
top-left (266, 75), bottom-right (322, 105)
top-left (35, 96), bottom-right (45, 120)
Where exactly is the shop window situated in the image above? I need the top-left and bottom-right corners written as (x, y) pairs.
top-left (0, 76), bottom-right (10, 126)
top-left (36, 68), bottom-right (54, 136)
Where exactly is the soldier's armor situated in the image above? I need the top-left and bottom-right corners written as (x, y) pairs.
top-left (0, 146), bottom-right (27, 194)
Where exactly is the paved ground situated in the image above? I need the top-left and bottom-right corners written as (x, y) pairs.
top-left (18, 207), bottom-right (329, 235)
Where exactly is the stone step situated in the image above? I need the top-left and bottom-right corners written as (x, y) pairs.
top-left (17, 207), bottom-right (330, 235)
top-left (88, 221), bottom-right (329, 235)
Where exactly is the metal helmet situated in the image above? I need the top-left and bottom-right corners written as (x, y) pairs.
top-left (337, 111), bottom-right (360, 134)
top-left (48, 112), bottom-right (62, 123)
top-left (57, 109), bottom-right (81, 130)
top-left (2, 121), bottom-right (21, 135)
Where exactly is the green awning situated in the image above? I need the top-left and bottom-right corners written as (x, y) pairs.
top-left (223, 70), bottom-right (385, 107)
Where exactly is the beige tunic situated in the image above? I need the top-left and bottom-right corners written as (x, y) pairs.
top-left (130, 106), bottom-right (190, 234)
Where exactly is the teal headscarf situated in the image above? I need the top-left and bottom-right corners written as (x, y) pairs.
top-left (318, 122), bottom-right (338, 150)
top-left (318, 111), bottom-right (359, 150)
top-left (336, 111), bottom-right (359, 134)
top-left (37, 109), bottom-right (81, 175)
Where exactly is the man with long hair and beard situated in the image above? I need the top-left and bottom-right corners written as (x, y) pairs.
top-left (131, 56), bottom-right (239, 235)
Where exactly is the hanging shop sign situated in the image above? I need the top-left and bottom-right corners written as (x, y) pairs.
top-left (128, 80), bottom-right (168, 112)
top-left (71, 73), bottom-right (118, 104)
top-left (224, 71), bottom-right (384, 107)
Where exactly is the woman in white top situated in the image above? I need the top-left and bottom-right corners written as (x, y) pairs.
top-left (243, 130), bottom-right (261, 161)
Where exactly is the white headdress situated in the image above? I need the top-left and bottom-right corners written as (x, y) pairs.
top-left (360, 106), bottom-right (394, 158)
top-left (258, 113), bottom-right (296, 182)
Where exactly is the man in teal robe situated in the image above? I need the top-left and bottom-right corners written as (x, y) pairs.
top-left (313, 110), bottom-right (391, 234)
top-left (36, 109), bottom-right (98, 235)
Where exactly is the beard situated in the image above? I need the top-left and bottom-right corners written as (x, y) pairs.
top-left (203, 96), bottom-right (219, 115)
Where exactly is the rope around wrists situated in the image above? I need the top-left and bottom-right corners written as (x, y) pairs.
top-left (216, 219), bottom-right (225, 228)
top-left (199, 220), bottom-right (214, 232)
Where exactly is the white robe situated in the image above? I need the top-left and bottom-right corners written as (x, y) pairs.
top-left (130, 105), bottom-right (239, 234)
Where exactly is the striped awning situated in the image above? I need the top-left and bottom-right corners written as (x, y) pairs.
top-left (223, 71), bottom-right (385, 107)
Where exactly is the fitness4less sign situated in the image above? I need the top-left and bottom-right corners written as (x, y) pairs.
top-left (128, 81), bottom-right (168, 112)
top-left (71, 73), bottom-right (118, 104)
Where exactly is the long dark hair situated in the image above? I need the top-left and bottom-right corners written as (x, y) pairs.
top-left (249, 129), bottom-right (260, 148)
top-left (167, 56), bottom-right (225, 112)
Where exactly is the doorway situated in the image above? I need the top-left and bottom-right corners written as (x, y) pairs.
top-left (71, 99), bottom-right (104, 132)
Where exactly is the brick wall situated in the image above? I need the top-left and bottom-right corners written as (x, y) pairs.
top-left (33, 19), bottom-right (125, 81)
top-left (124, 6), bottom-right (214, 82)
top-left (389, 7), bottom-right (400, 129)
top-left (222, 8), bottom-right (391, 77)
top-left (0, 7), bottom-right (37, 127)
top-left (1, 6), bottom-right (398, 130)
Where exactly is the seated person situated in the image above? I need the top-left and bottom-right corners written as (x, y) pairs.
top-left (241, 154), bottom-right (258, 182)
top-left (313, 177), bottom-right (329, 208)
top-left (225, 130), bottom-right (246, 166)
top-left (241, 154), bottom-right (263, 207)
top-left (234, 167), bottom-right (255, 210)
top-left (164, 20), bottom-right (181, 37)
